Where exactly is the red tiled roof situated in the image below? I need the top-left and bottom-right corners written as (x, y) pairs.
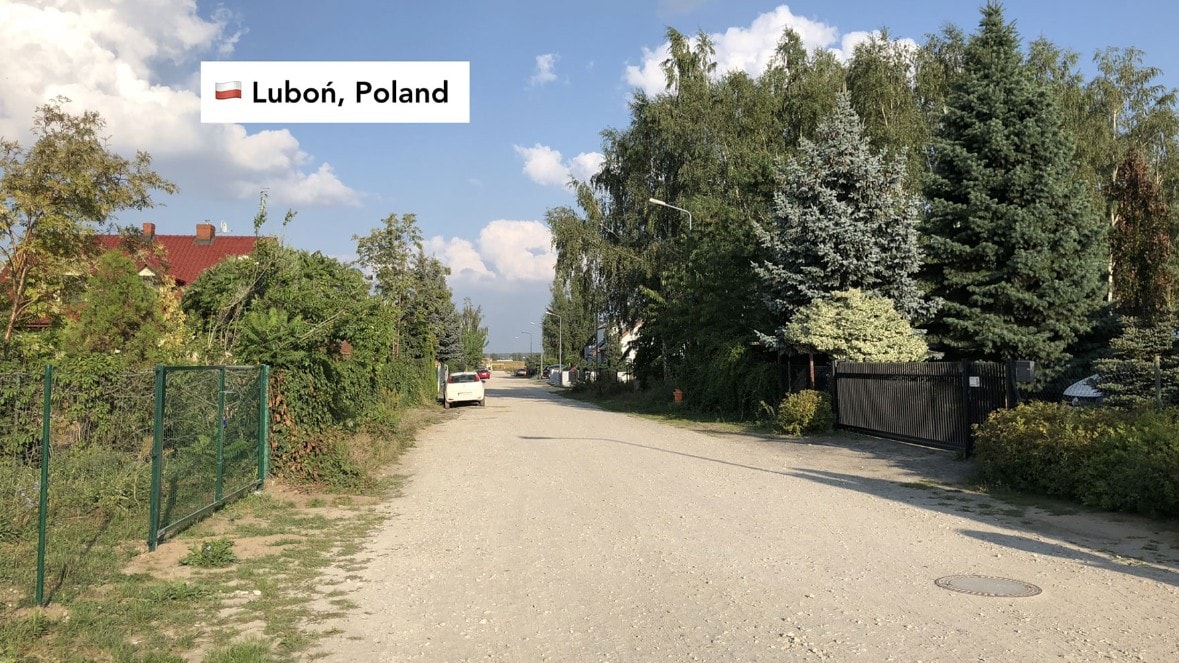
top-left (95, 231), bottom-right (261, 286)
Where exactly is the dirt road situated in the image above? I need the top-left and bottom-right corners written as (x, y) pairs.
top-left (317, 376), bottom-right (1179, 661)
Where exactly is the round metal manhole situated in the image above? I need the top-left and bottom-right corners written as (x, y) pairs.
top-left (935, 575), bottom-right (1042, 598)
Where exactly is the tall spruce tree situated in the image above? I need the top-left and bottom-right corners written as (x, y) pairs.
top-left (755, 91), bottom-right (928, 350)
top-left (921, 3), bottom-right (1106, 367)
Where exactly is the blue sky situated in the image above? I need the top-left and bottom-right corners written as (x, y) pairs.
top-left (3, 1), bottom-right (1178, 353)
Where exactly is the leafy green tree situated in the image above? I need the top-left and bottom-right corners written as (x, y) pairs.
top-left (354, 213), bottom-right (423, 343)
top-left (1093, 150), bottom-right (1176, 405)
top-left (0, 99), bottom-right (176, 345)
top-left (62, 250), bottom-right (166, 364)
top-left (587, 27), bottom-right (842, 407)
top-left (913, 24), bottom-right (968, 152)
top-left (785, 289), bottom-right (928, 362)
top-left (352, 215), bottom-right (469, 368)
top-left (846, 30), bottom-right (929, 188)
top-left (400, 248), bottom-right (460, 363)
top-left (756, 91), bottom-right (929, 350)
top-left (1109, 148), bottom-right (1173, 318)
top-left (922, 3), bottom-right (1106, 367)
top-left (458, 297), bottom-right (488, 370)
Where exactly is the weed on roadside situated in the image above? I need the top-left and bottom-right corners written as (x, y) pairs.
top-left (182, 539), bottom-right (238, 568)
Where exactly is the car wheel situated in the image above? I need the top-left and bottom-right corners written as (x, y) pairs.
top-left (443, 400), bottom-right (450, 409)
top-left (479, 398), bottom-right (485, 406)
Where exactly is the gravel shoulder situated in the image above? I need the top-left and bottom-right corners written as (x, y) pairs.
top-left (316, 376), bottom-right (1179, 662)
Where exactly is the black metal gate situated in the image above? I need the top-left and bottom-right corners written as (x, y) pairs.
top-left (831, 361), bottom-right (1009, 454)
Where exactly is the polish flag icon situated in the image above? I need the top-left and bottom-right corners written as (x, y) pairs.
top-left (214, 81), bottom-right (242, 100)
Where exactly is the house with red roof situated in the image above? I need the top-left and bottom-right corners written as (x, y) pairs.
top-left (99, 222), bottom-right (262, 288)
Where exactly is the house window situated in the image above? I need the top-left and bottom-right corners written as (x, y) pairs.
top-left (138, 268), bottom-right (158, 289)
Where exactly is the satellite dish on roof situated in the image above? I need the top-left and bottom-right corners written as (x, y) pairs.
top-left (220, 221), bottom-right (229, 233)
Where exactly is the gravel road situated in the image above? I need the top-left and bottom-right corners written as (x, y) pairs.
top-left (317, 376), bottom-right (1179, 661)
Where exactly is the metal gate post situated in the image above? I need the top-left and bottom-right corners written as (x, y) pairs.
top-left (961, 361), bottom-right (975, 456)
top-left (215, 366), bottom-right (226, 502)
top-left (258, 365), bottom-right (270, 486)
top-left (148, 366), bottom-right (166, 551)
top-left (35, 364), bottom-right (53, 606)
top-left (830, 360), bottom-right (840, 429)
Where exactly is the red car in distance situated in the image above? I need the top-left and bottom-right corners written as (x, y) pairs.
top-left (476, 367), bottom-right (491, 381)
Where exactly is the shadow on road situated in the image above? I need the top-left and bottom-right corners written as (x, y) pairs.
top-left (519, 434), bottom-right (1179, 585)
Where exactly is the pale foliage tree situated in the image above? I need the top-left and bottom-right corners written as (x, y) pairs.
top-left (785, 289), bottom-right (928, 362)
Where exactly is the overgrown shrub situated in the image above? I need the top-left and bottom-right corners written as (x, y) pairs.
top-left (974, 403), bottom-right (1179, 517)
top-left (775, 390), bottom-right (834, 436)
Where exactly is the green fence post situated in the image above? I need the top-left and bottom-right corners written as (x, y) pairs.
top-left (35, 364), bottom-right (52, 606)
top-left (148, 366), bottom-right (165, 552)
top-left (215, 366), bottom-right (226, 503)
top-left (258, 365), bottom-right (270, 487)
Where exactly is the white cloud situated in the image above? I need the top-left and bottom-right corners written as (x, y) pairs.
top-left (427, 219), bottom-right (556, 289)
top-left (477, 220), bottom-right (556, 282)
top-left (530, 53), bottom-right (559, 86)
top-left (513, 143), bottom-right (604, 188)
top-left (568, 152), bottom-right (606, 183)
top-left (625, 4), bottom-right (892, 96)
top-left (234, 163), bottom-right (359, 208)
top-left (426, 236), bottom-right (496, 283)
top-left (0, 0), bottom-right (359, 208)
top-left (513, 144), bottom-right (569, 187)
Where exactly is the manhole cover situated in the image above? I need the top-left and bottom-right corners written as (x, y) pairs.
top-left (934, 575), bottom-right (1041, 597)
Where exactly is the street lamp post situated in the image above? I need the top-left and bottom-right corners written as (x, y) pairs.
top-left (520, 331), bottom-right (533, 375)
top-left (648, 197), bottom-right (692, 233)
top-left (647, 197), bottom-right (694, 383)
top-left (530, 322), bottom-right (545, 380)
top-left (544, 310), bottom-right (563, 382)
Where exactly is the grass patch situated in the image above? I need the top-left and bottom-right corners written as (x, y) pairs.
top-left (0, 402), bottom-right (438, 662)
top-left (204, 637), bottom-right (283, 663)
top-left (181, 539), bottom-right (238, 568)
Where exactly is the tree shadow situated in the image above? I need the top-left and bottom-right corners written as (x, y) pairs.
top-left (518, 434), bottom-right (1179, 586)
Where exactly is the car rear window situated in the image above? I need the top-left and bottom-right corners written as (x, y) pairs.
top-left (448, 374), bottom-right (479, 383)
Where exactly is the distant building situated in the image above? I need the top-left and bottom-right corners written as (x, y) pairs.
top-left (97, 222), bottom-right (263, 289)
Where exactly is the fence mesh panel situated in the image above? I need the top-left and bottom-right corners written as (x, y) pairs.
top-left (154, 366), bottom-right (263, 543)
top-left (0, 366), bottom-right (155, 610)
top-left (0, 364), bottom-right (264, 611)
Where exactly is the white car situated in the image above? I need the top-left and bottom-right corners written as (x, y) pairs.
top-left (443, 371), bottom-right (486, 408)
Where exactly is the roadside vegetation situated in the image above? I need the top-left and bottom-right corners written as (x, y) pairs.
top-left (5, 1), bottom-right (1179, 657)
top-left (0, 98), bottom-right (479, 658)
top-left (545, 3), bottom-right (1179, 518)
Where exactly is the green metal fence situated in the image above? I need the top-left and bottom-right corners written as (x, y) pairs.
top-left (149, 365), bottom-right (269, 550)
top-left (0, 364), bottom-right (268, 610)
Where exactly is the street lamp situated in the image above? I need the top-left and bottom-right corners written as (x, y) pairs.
top-left (544, 310), bottom-right (563, 376)
top-left (520, 330), bottom-right (533, 373)
top-left (648, 197), bottom-right (692, 233)
top-left (530, 321), bottom-right (545, 379)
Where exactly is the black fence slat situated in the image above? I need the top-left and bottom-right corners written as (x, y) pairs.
top-left (832, 361), bottom-right (1008, 454)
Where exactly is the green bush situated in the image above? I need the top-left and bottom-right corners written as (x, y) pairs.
top-left (776, 390), bottom-right (834, 436)
top-left (180, 538), bottom-right (237, 568)
top-left (974, 403), bottom-right (1179, 517)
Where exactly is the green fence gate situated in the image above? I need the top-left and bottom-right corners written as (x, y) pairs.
top-left (0, 363), bottom-right (268, 609)
top-left (149, 365), bottom-right (270, 551)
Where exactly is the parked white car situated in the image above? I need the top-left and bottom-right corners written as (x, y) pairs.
top-left (443, 371), bottom-right (486, 408)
